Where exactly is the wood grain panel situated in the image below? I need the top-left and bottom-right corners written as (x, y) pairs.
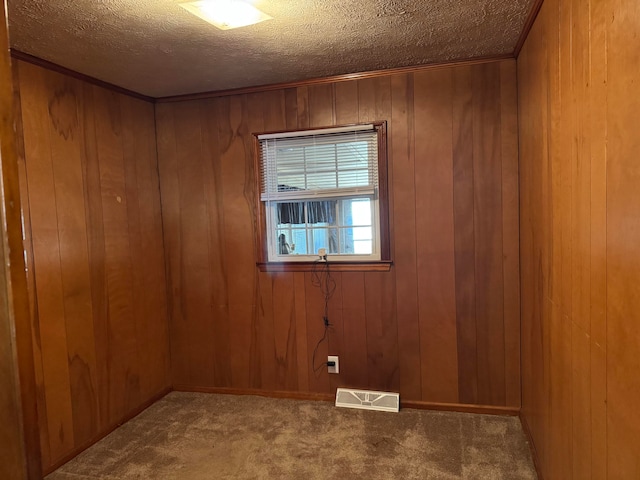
top-left (13, 60), bottom-right (47, 476)
top-left (340, 272), bottom-right (368, 389)
top-left (472, 63), bottom-right (506, 406)
top-left (517, 0), bottom-right (640, 477)
top-left (201, 98), bottom-right (232, 388)
top-left (390, 74), bottom-right (421, 401)
top-left (93, 87), bottom-right (142, 417)
top-left (47, 72), bottom-right (99, 447)
top-left (588, 0), bottom-right (608, 476)
top-left (20, 63), bottom-right (76, 462)
top-left (155, 59), bottom-right (520, 409)
top-left (0, 2), bottom-right (36, 476)
top-left (414, 68), bottom-right (459, 403)
top-left (606, 0), bottom-right (640, 477)
top-left (452, 66), bottom-right (477, 405)
top-left (16, 60), bottom-right (170, 473)
top-left (499, 61), bottom-right (521, 409)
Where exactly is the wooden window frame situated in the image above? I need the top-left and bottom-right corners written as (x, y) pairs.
top-left (253, 121), bottom-right (391, 272)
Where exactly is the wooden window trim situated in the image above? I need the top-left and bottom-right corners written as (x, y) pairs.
top-left (253, 121), bottom-right (391, 272)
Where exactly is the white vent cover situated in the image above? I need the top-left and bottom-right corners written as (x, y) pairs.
top-left (335, 388), bottom-right (400, 413)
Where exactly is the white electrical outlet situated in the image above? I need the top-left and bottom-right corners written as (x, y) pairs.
top-left (328, 355), bottom-right (339, 374)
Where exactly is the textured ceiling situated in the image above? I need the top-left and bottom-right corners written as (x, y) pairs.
top-left (7, 0), bottom-right (535, 98)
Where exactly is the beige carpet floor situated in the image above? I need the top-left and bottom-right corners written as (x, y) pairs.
top-left (47, 392), bottom-right (537, 480)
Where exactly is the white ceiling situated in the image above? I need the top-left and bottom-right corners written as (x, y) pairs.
top-left (7, 0), bottom-right (536, 98)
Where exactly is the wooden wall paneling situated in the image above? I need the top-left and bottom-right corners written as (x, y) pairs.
top-left (47, 71), bottom-right (99, 446)
top-left (451, 65), bottom-right (478, 405)
top-left (174, 100), bottom-right (216, 387)
top-left (546, 0), bottom-right (573, 475)
top-left (0, 5), bottom-right (38, 476)
top-left (155, 102), bottom-right (189, 384)
top-left (224, 94), bottom-right (262, 388)
top-left (413, 68), bottom-right (459, 403)
top-left (569, 0), bottom-right (593, 477)
top-left (10, 62), bottom-right (43, 479)
top-left (339, 272), bottom-right (368, 389)
top-left (307, 83), bottom-right (335, 127)
top-left (296, 86), bottom-right (310, 129)
top-left (569, 0), bottom-right (592, 338)
top-left (201, 98), bottom-right (232, 387)
top-left (588, 0), bottom-right (608, 477)
top-left (19, 62), bottom-right (76, 463)
top-left (363, 272), bottom-right (399, 392)
top-left (516, 18), bottom-right (533, 434)
top-left (606, 0), bottom-right (640, 476)
top-left (571, 324), bottom-right (592, 479)
top-left (326, 271), bottom-right (344, 394)
top-left (80, 80), bottom-right (113, 436)
top-left (245, 93), bottom-right (266, 388)
top-left (472, 62), bottom-right (506, 406)
top-left (257, 271), bottom-right (275, 390)
top-left (558, 0), bottom-right (576, 475)
top-left (284, 88), bottom-right (298, 130)
top-left (304, 271), bottom-right (331, 393)
top-left (139, 97), bottom-right (171, 392)
top-left (334, 81), bottom-right (359, 125)
top-left (545, 1), bottom-right (572, 476)
top-left (93, 86), bottom-right (142, 417)
top-left (390, 73), bottom-right (421, 401)
top-left (17, 59), bottom-right (169, 471)
top-left (499, 61), bottom-right (521, 408)
top-left (119, 95), bottom-right (147, 394)
top-left (271, 273), bottom-right (298, 390)
top-left (537, 16), bottom-right (553, 469)
top-left (121, 95), bottom-right (170, 398)
top-left (293, 272), bottom-right (309, 391)
top-left (518, 0), bottom-right (640, 477)
top-left (13, 61), bottom-right (48, 473)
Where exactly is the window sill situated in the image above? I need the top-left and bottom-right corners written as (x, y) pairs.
top-left (257, 261), bottom-right (392, 273)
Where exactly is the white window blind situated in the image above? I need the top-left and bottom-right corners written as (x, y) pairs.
top-left (259, 126), bottom-right (378, 202)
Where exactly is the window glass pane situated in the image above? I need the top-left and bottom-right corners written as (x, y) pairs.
top-left (340, 198), bottom-right (372, 227)
top-left (289, 229), bottom-right (307, 254)
top-left (276, 229), bottom-right (292, 255)
top-left (339, 228), bottom-right (355, 254)
top-left (277, 202), bottom-right (305, 225)
top-left (276, 228), bottom-right (307, 255)
top-left (353, 226), bottom-right (373, 254)
top-left (310, 226), bottom-right (329, 256)
top-left (272, 196), bottom-right (374, 257)
top-left (353, 240), bottom-right (373, 254)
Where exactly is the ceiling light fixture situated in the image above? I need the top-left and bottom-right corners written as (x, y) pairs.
top-left (179, 0), bottom-right (272, 30)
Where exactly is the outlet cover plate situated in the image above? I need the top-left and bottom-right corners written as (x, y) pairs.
top-left (328, 355), bottom-right (339, 374)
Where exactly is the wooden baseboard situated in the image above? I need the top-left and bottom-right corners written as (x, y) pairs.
top-left (174, 386), bottom-right (520, 416)
top-left (173, 385), bottom-right (336, 403)
top-left (43, 387), bottom-right (172, 476)
top-left (401, 400), bottom-right (520, 416)
top-left (519, 413), bottom-right (545, 480)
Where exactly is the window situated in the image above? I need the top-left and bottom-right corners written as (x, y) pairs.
top-left (255, 122), bottom-right (390, 269)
